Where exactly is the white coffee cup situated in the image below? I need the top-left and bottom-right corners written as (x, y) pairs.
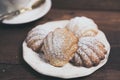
top-left (0, 0), bottom-right (30, 14)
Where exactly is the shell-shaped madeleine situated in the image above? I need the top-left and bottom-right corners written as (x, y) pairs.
top-left (42, 28), bottom-right (78, 67)
top-left (66, 17), bottom-right (98, 38)
top-left (26, 24), bottom-right (65, 52)
top-left (71, 37), bottom-right (107, 68)
top-left (26, 29), bottom-right (45, 52)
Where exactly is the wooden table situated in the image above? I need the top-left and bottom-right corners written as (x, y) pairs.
top-left (0, 0), bottom-right (120, 80)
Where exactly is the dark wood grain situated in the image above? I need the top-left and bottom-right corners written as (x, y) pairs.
top-left (0, 47), bottom-right (120, 80)
top-left (0, 5), bottom-right (120, 80)
top-left (52, 0), bottom-right (120, 11)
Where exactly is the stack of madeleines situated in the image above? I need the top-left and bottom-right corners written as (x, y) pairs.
top-left (26, 17), bottom-right (107, 68)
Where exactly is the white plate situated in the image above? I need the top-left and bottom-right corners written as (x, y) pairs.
top-left (2, 0), bottom-right (51, 24)
top-left (23, 20), bottom-right (110, 79)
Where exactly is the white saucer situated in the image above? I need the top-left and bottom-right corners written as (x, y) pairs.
top-left (2, 0), bottom-right (51, 24)
top-left (22, 20), bottom-right (110, 79)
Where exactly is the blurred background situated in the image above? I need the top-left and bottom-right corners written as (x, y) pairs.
top-left (52, 0), bottom-right (120, 11)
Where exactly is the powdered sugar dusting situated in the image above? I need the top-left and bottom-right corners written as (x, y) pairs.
top-left (26, 20), bottom-right (69, 51)
top-left (27, 20), bottom-right (69, 42)
top-left (23, 20), bottom-right (110, 79)
top-left (66, 16), bottom-right (98, 37)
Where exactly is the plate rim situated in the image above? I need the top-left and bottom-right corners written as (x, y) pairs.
top-left (22, 20), bottom-right (111, 79)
